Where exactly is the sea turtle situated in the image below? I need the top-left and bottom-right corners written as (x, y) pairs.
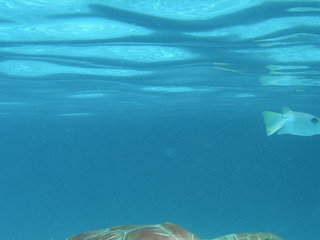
top-left (66, 222), bottom-right (284, 240)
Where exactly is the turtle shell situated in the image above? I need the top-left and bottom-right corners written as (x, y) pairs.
top-left (66, 223), bottom-right (284, 240)
top-left (67, 223), bottom-right (200, 240)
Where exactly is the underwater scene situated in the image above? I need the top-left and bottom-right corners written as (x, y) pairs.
top-left (0, 1), bottom-right (319, 240)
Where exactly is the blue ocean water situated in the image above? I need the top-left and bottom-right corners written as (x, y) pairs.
top-left (0, 0), bottom-right (319, 240)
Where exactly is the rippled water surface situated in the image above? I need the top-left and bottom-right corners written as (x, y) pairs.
top-left (0, 1), bottom-right (319, 240)
top-left (1, 0), bottom-right (319, 118)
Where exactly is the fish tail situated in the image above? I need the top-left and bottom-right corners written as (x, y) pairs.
top-left (262, 111), bottom-right (284, 136)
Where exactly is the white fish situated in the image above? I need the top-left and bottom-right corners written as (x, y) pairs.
top-left (262, 107), bottom-right (320, 136)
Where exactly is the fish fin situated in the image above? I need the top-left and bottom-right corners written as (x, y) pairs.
top-left (262, 111), bottom-right (284, 136)
top-left (282, 107), bottom-right (291, 114)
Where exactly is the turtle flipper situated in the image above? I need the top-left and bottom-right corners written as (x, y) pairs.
top-left (213, 233), bottom-right (284, 240)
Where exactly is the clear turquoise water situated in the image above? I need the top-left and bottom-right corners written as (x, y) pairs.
top-left (0, 1), bottom-right (319, 240)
